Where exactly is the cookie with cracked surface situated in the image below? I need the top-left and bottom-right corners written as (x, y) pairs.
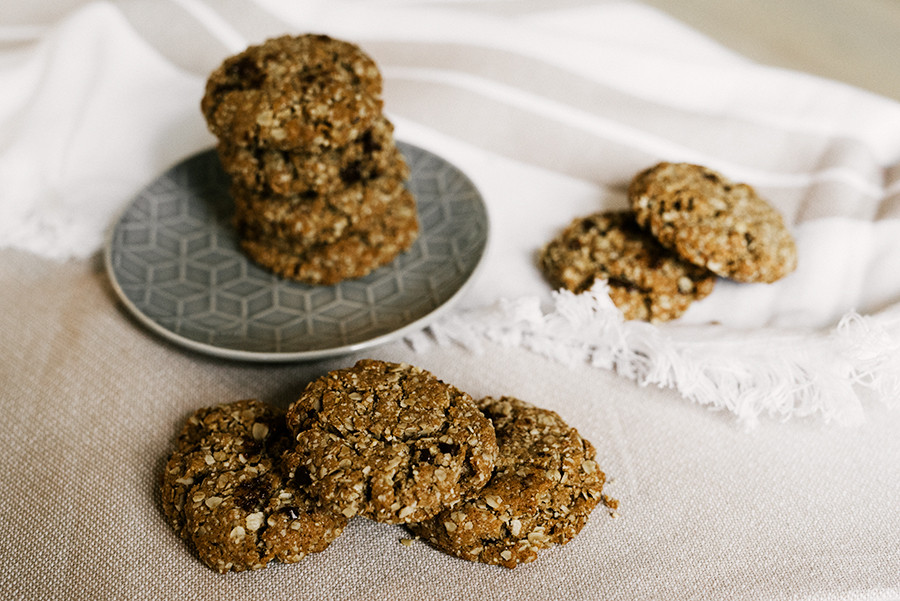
top-left (238, 186), bottom-right (419, 285)
top-left (218, 115), bottom-right (406, 197)
top-left (231, 162), bottom-right (411, 248)
top-left (283, 360), bottom-right (499, 524)
top-left (407, 396), bottom-right (606, 569)
top-left (160, 399), bottom-right (347, 573)
top-left (629, 162), bottom-right (797, 283)
top-left (201, 34), bottom-right (383, 151)
top-left (539, 210), bottom-right (716, 322)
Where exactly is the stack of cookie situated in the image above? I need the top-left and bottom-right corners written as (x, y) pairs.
top-left (201, 34), bottom-right (418, 285)
top-left (540, 162), bottom-right (797, 322)
top-left (160, 360), bottom-right (613, 572)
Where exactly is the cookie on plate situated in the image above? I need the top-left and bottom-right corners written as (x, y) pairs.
top-left (539, 210), bottom-right (716, 322)
top-left (238, 185), bottom-right (419, 285)
top-left (218, 115), bottom-right (405, 197)
top-left (160, 399), bottom-right (348, 573)
top-left (231, 164), bottom-right (412, 248)
top-left (201, 34), bottom-right (383, 151)
top-left (407, 396), bottom-right (606, 569)
top-left (628, 162), bottom-right (797, 283)
top-left (284, 360), bottom-right (499, 524)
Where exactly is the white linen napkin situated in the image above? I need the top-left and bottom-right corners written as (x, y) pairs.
top-left (2, 0), bottom-right (899, 424)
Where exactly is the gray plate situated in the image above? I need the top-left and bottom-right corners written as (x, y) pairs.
top-left (104, 142), bottom-right (488, 361)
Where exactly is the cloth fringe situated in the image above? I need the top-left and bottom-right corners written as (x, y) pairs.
top-left (410, 282), bottom-right (900, 427)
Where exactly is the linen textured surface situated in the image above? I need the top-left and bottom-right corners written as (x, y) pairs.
top-left (1, 1), bottom-right (899, 599)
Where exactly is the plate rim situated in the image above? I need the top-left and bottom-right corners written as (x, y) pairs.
top-left (103, 142), bottom-right (489, 362)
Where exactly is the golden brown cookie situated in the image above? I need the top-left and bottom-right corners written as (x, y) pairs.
top-left (217, 115), bottom-right (405, 197)
top-left (539, 210), bottom-right (716, 322)
top-left (201, 34), bottom-right (383, 151)
top-left (239, 187), bottom-right (419, 285)
top-left (628, 162), bottom-right (797, 283)
top-left (284, 360), bottom-right (499, 524)
top-left (160, 400), bottom-right (347, 573)
top-left (231, 163), bottom-right (411, 248)
top-left (408, 396), bottom-right (606, 569)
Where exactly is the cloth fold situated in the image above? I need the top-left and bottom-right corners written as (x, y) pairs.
top-left (2, 0), bottom-right (899, 424)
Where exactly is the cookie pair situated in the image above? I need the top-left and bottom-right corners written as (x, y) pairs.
top-left (201, 34), bottom-right (418, 285)
top-left (161, 360), bottom-right (610, 571)
top-left (540, 162), bottom-right (797, 322)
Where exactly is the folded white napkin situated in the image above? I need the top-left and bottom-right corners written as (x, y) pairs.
top-left (2, 0), bottom-right (898, 424)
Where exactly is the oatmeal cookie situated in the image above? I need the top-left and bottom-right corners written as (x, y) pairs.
top-left (239, 187), bottom-right (419, 285)
top-left (201, 34), bottom-right (383, 151)
top-left (218, 115), bottom-right (406, 197)
top-left (231, 164), bottom-right (411, 248)
top-left (539, 210), bottom-right (716, 322)
top-left (408, 396), bottom-right (606, 569)
top-left (283, 360), bottom-right (499, 524)
top-left (628, 162), bottom-right (797, 283)
top-left (160, 399), bottom-right (347, 573)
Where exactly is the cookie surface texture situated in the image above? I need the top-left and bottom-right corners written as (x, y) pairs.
top-left (628, 162), bottom-right (797, 283)
top-left (284, 360), bottom-right (499, 524)
top-left (160, 399), bottom-right (347, 573)
top-left (407, 396), bottom-right (606, 569)
top-left (539, 210), bottom-right (716, 322)
top-left (201, 34), bottom-right (383, 150)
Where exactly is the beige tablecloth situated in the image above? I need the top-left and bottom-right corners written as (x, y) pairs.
top-left (2, 1), bottom-right (899, 599)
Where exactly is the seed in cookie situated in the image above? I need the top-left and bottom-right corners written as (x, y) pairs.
top-left (539, 210), bottom-right (716, 322)
top-left (160, 399), bottom-right (347, 573)
top-left (407, 396), bottom-right (607, 569)
top-left (628, 162), bottom-right (797, 283)
top-left (284, 360), bottom-right (499, 524)
top-left (201, 34), bottom-right (383, 151)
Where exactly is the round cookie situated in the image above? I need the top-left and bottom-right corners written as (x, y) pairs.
top-left (231, 163), bottom-right (411, 248)
top-left (283, 360), bottom-right (499, 524)
top-left (539, 210), bottom-right (716, 322)
top-left (201, 34), bottom-right (383, 151)
top-left (160, 399), bottom-right (348, 573)
top-left (407, 396), bottom-right (606, 569)
top-left (239, 187), bottom-right (420, 285)
top-left (628, 162), bottom-right (797, 283)
top-left (218, 115), bottom-right (406, 197)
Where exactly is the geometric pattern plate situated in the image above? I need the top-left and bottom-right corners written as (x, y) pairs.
top-left (104, 141), bottom-right (489, 361)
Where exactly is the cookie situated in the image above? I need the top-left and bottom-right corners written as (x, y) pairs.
top-left (239, 187), bottom-right (419, 285)
top-left (283, 360), bottom-right (499, 524)
top-left (408, 396), bottom-right (606, 569)
top-left (539, 210), bottom-right (716, 322)
top-left (218, 115), bottom-right (406, 197)
top-left (201, 34), bottom-right (383, 151)
top-left (628, 162), bottom-right (797, 283)
top-left (231, 164), bottom-right (411, 248)
top-left (160, 399), bottom-right (348, 573)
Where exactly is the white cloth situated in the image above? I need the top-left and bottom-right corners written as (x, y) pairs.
top-left (2, 0), bottom-right (899, 425)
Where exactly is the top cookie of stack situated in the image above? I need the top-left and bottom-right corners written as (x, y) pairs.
top-left (201, 34), bottom-right (417, 285)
